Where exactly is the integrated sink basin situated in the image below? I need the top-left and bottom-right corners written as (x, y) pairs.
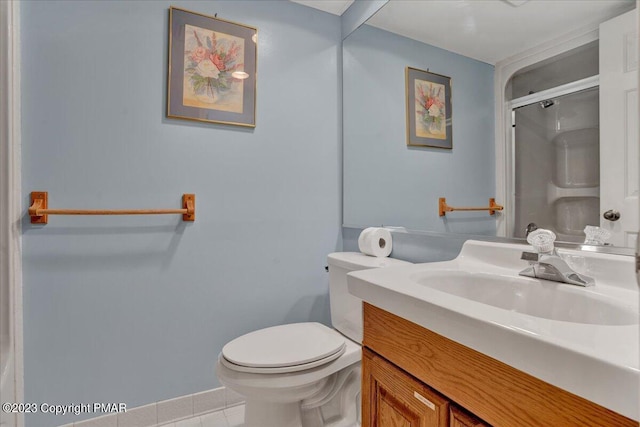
top-left (347, 240), bottom-right (639, 421)
top-left (410, 270), bottom-right (638, 325)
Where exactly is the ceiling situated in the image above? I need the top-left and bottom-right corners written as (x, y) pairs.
top-left (289, 0), bottom-right (354, 16)
top-left (291, 0), bottom-right (635, 65)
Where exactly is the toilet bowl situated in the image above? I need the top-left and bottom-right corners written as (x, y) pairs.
top-left (216, 325), bottom-right (361, 427)
top-left (216, 252), bottom-right (411, 427)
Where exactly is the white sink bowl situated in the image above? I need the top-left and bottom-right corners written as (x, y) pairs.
top-left (411, 270), bottom-right (638, 325)
top-left (347, 240), bottom-right (639, 421)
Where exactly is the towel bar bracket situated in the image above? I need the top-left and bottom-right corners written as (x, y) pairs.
top-left (182, 194), bottom-right (195, 221)
top-left (30, 191), bottom-right (48, 224)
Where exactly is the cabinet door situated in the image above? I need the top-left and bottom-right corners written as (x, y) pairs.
top-left (450, 406), bottom-right (490, 427)
top-left (362, 348), bottom-right (449, 427)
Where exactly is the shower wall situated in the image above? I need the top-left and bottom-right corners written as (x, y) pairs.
top-left (509, 41), bottom-right (598, 99)
top-left (514, 88), bottom-right (600, 242)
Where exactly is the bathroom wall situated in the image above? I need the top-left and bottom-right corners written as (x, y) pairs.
top-left (20, 1), bottom-right (341, 426)
top-left (343, 24), bottom-right (496, 234)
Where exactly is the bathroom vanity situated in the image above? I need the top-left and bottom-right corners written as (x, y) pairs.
top-left (362, 304), bottom-right (633, 427)
top-left (348, 241), bottom-right (639, 427)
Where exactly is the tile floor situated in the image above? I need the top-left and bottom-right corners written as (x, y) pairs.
top-left (164, 404), bottom-right (244, 427)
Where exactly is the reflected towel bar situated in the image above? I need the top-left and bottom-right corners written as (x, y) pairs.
top-left (29, 192), bottom-right (195, 224)
top-left (439, 197), bottom-right (503, 217)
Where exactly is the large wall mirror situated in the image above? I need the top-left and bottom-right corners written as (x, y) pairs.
top-left (343, 0), bottom-right (637, 249)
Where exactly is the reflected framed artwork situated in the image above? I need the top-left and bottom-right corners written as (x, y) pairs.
top-left (168, 7), bottom-right (257, 127)
top-left (406, 67), bottom-right (452, 149)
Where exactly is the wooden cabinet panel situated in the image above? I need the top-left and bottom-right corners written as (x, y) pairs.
top-left (450, 406), bottom-right (490, 427)
top-left (362, 348), bottom-right (449, 427)
top-left (363, 303), bottom-right (636, 427)
top-left (379, 396), bottom-right (413, 427)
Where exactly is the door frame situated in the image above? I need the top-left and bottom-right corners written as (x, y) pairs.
top-left (636, 0), bottom-right (639, 280)
top-left (0, 1), bottom-right (24, 426)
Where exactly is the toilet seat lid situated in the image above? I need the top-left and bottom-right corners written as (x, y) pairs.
top-left (222, 322), bottom-right (346, 369)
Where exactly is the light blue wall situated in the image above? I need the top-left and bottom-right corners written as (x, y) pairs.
top-left (20, 1), bottom-right (341, 426)
top-left (343, 25), bottom-right (496, 234)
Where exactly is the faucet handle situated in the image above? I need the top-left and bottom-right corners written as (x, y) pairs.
top-left (527, 229), bottom-right (556, 254)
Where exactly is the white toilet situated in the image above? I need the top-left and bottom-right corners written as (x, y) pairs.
top-left (216, 252), bottom-right (411, 427)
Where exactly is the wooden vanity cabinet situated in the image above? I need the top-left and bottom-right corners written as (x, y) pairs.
top-left (362, 348), bottom-right (490, 427)
top-left (449, 407), bottom-right (490, 427)
top-left (362, 348), bottom-right (449, 426)
top-left (361, 303), bottom-right (636, 427)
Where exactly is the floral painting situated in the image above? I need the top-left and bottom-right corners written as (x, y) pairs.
top-left (405, 67), bottom-right (452, 149)
top-left (183, 24), bottom-right (245, 113)
top-left (168, 7), bottom-right (257, 127)
top-left (415, 80), bottom-right (446, 140)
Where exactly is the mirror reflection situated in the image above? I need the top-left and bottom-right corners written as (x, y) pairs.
top-left (343, 0), bottom-right (637, 248)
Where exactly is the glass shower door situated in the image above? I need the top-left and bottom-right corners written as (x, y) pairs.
top-left (513, 87), bottom-right (599, 242)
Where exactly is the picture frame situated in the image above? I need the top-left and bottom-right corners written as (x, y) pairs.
top-left (406, 67), bottom-right (452, 149)
top-left (168, 6), bottom-right (257, 127)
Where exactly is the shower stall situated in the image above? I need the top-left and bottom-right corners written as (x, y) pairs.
top-left (508, 42), bottom-right (601, 242)
top-left (513, 86), bottom-right (600, 242)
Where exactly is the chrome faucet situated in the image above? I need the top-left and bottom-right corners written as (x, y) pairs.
top-left (519, 251), bottom-right (595, 287)
top-left (524, 222), bottom-right (538, 237)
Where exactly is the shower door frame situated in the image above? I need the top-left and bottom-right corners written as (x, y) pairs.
top-left (507, 76), bottom-right (600, 238)
top-left (0, 1), bottom-right (24, 426)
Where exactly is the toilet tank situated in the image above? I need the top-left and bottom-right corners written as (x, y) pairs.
top-left (327, 253), bottom-right (411, 343)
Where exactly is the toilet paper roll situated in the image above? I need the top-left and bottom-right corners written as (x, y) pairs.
top-left (358, 227), bottom-right (393, 257)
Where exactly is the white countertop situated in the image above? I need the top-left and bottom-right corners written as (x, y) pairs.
top-left (347, 240), bottom-right (639, 420)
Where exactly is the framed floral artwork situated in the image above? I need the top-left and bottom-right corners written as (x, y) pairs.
top-left (405, 67), bottom-right (452, 149)
top-left (168, 7), bottom-right (257, 127)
